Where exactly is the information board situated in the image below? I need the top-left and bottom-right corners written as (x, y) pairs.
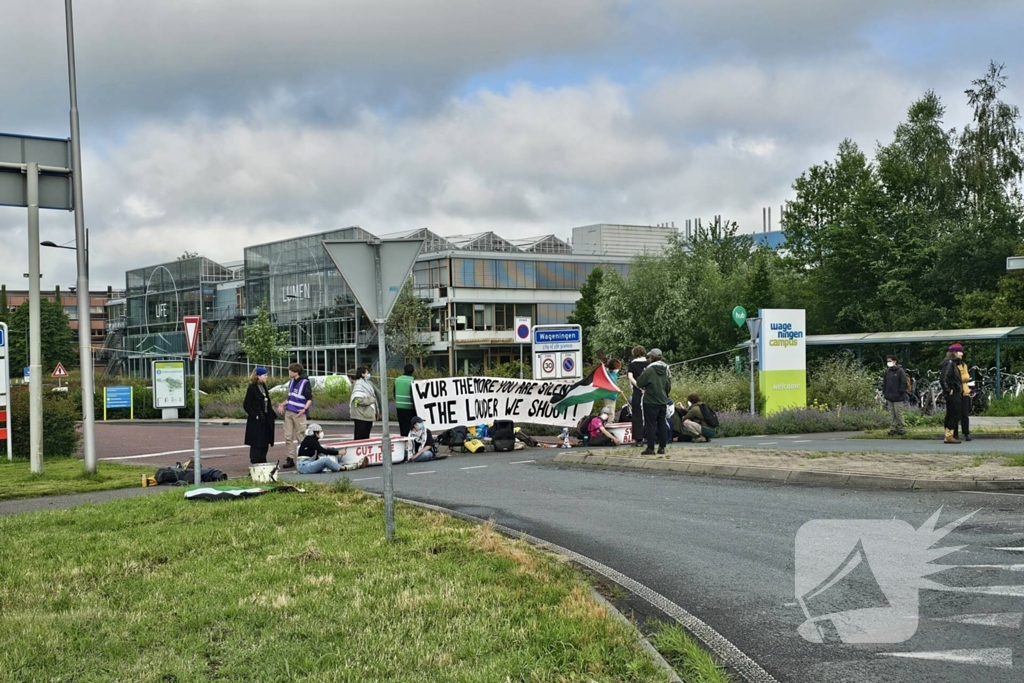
top-left (152, 360), bottom-right (187, 409)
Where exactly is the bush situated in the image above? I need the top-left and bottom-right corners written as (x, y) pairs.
top-left (983, 395), bottom-right (1024, 417)
top-left (714, 407), bottom-right (887, 437)
top-left (487, 361), bottom-right (532, 379)
top-left (670, 366), bottom-right (758, 413)
top-left (7, 387), bottom-right (82, 457)
top-left (806, 355), bottom-right (876, 410)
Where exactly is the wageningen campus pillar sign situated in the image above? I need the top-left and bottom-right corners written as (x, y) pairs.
top-left (758, 309), bottom-right (807, 414)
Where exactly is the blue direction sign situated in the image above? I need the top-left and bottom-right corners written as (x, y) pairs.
top-left (104, 386), bottom-right (133, 409)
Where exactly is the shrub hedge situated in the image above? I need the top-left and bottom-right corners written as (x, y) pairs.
top-left (7, 387), bottom-right (82, 457)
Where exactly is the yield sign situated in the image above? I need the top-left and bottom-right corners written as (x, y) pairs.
top-left (322, 238), bottom-right (425, 324)
top-left (51, 362), bottom-right (69, 378)
top-left (184, 315), bottom-right (202, 361)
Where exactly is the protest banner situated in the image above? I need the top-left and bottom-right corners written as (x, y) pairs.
top-left (411, 376), bottom-right (593, 431)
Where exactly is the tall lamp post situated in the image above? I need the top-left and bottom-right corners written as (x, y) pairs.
top-left (64, 0), bottom-right (97, 473)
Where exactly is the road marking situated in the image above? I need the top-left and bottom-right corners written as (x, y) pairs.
top-left (879, 648), bottom-right (1012, 669)
top-left (461, 465), bottom-right (488, 470)
top-left (408, 471), bottom-right (435, 476)
top-left (959, 564), bottom-right (1024, 571)
top-left (509, 460), bottom-right (536, 464)
top-left (100, 445), bottom-right (247, 461)
top-left (956, 491), bottom-right (1024, 498)
top-left (352, 476), bottom-right (381, 482)
top-left (994, 547), bottom-right (1024, 551)
top-left (934, 613), bottom-right (1023, 629)
top-left (793, 440), bottom-right (812, 443)
top-left (758, 442), bottom-right (777, 446)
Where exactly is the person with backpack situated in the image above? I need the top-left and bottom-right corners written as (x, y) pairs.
top-left (243, 367), bottom-right (275, 464)
top-left (350, 366), bottom-right (381, 441)
top-left (410, 416), bottom-right (446, 462)
top-left (680, 393), bottom-right (713, 443)
top-left (395, 364), bottom-right (416, 437)
top-left (587, 408), bottom-right (622, 447)
top-left (636, 348), bottom-right (671, 455)
top-left (882, 354), bottom-right (907, 437)
top-left (627, 346), bottom-right (648, 448)
top-left (296, 424), bottom-right (344, 474)
top-left (276, 363), bottom-right (313, 456)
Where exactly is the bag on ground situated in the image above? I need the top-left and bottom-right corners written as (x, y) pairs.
top-left (491, 419), bottom-right (516, 452)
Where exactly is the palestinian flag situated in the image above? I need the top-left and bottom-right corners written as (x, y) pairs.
top-left (550, 364), bottom-right (621, 411)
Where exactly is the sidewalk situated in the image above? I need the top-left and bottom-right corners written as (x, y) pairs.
top-left (0, 486), bottom-right (165, 518)
top-left (555, 444), bottom-right (1024, 491)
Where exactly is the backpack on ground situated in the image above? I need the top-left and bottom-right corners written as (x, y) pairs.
top-left (446, 425), bottom-right (469, 452)
top-left (492, 419), bottom-right (516, 452)
top-left (154, 467), bottom-right (185, 485)
top-left (699, 403), bottom-right (720, 429)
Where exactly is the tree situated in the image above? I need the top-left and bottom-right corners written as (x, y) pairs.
top-left (567, 267), bottom-right (604, 362)
top-left (177, 251), bottom-right (199, 261)
top-left (7, 299), bottom-right (75, 377)
top-left (0, 286), bottom-right (8, 327)
top-left (384, 278), bottom-right (431, 363)
top-left (239, 305), bottom-right (289, 368)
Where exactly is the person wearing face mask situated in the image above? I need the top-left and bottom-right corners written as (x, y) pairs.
top-left (940, 344), bottom-right (966, 444)
top-left (350, 366), bottom-right (381, 441)
top-left (409, 416), bottom-right (444, 462)
top-left (881, 354), bottom-right (907, 437)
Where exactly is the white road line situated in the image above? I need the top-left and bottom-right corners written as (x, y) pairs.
top-left (994, 547), bottom-right (1024, 551)
top-left (793, 440), bottom-right (812, 443)
top-left (100, 445), bottom-right (247, 461)
top-left (352, 476), bottom-right (381, 482)
top-left (460, 465), bottom-right (488, 470)
top-left (509, 460), bottom-right (536, 464)
top-left (758, 442), bottom-right (778, 446)
top-left (934, 613), bottom-right (1023, 629)
top-left (957, 491), bottom-right (1024, 498)
top-left (408, 471), bottom-right (435, 476)
top-left (879, 648), bottom-right (1012, 669)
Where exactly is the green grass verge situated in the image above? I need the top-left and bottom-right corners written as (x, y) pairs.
top-left (854, 428), bottom-right (1024, 440)
top-left (650, 623), bottom-right (732, 682)
top-left (0, 457), bottom-right (144, 501)
top-left (0, 484), bottom-right (678, 682)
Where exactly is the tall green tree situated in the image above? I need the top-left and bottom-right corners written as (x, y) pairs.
top-left (7, 299), bottom-right (75, 377)
top-left (567, 267), bottom-right (604, 362)
top-left (384, 278), bottom-right (431, 363)
top-left (239, 305), bottom-right (289, 369)
top-left (0, 286), bottom-right (8, 327)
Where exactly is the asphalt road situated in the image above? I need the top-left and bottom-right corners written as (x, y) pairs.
top-left (285, 448), bottom-right (1024, 683)
top-left (710, 431), bottom-right (1024, 455)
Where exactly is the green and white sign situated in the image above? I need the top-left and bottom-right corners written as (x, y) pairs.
top-left (731, 306), bottom-right (747, 328)
top-left (153, 360), bottom-right (187, 409)
top-left (757, 309), bottom-right (807, 414)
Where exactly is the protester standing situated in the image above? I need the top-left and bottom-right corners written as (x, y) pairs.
top-left (350, 366), bottom-right (381, 441)
top-left (628, 346), bottom-right (648, 447)
top-left (940, 344), bottom-right (966, 444)
top-left (636, 348), bottom-right (671, 455)
top-left (604, 358), bottom-right (623, 416)
top-left (243, 367), bottom-right (275, 464)
top-left (395, 364), bottom-right (417, 437)
top-left (882, 355), bottom-right (907, 437)
top-left (276, 363), bottom-right (313, 455)
top-left (953, 352), bottom-right (973, 442)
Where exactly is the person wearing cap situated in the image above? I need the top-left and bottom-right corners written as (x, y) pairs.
top-left (635, 348), bottom-right (672, 455)
top-left (296, 424), bottom-right (344, 474)
top-left (410, 416), bottom-right (444, 462)
top-left (588, 408), bottom-right (622, 447)
top-left (940, 344), bottom-right (967, 444)
top-left (243, 367), bottom-right (275, 464)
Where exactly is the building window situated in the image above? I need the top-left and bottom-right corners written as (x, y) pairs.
top-left (536, 303), bottom-right (574, 325)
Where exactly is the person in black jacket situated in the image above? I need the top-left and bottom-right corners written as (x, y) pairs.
top-left (882, 355), bottom-right (907, 437)
top-left (296, 424), bottom-right (343, 474)
top-left (627, 345), bottom-right (648, 448)
top-left (940, 344), bottom-right (965, 444)
top-left (243, 367), bottom-right (275, 464)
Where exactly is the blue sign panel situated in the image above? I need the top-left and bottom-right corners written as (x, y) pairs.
top-left (562, 356), bottom-right (575, 373)
top-left (105, 386), bottom-right (133, 409)
top-left (0, 328), bottom-right (4, 346)
top-left (534, 329), bottom-right (581, 345)
top-left (23, 367), bottom-right (30, 381)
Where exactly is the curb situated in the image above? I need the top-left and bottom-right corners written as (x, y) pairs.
top-left (588, 587), bottom-right (682, 683)
top-left (554, 452), bottom-right (1024, 491)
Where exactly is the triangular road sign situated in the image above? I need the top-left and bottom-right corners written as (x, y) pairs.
top-left (184, 315), bottom-right (202, 361)
top-left (322, 238), bottom-right (424, 324)
top-left (51, 362), bottom-right (68, 378)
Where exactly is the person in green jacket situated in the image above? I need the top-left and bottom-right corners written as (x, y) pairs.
top-left (636, 348), bottom-right (671, 455)
top-left (395, 364), bottom-right (416, 436)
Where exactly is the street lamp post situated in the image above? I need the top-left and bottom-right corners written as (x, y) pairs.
top-left (447, 315), bottom-right (458, 377)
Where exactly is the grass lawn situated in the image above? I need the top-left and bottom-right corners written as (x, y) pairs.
top-left (0, 482), bottom-right (720, 682)
top-left (0, 457), bottom-right (144, 501)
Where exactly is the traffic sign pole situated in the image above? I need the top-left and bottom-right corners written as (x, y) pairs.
top-left (184, 315), bottom-right (202, 486)
top-left (27, 163), bottom-right (43, 474)
top-left (373, 243), bottom-right (395, 540)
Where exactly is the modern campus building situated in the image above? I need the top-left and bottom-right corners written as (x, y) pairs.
top-left (104, 223), bottom-right (680, 378)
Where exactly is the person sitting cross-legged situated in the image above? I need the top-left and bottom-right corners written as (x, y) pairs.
top-left (296, 424), bottom-right (344, 474)
top-left (410, 416), bottom-right (447, 462)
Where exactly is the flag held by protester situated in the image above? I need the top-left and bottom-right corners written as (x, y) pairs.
top-left (550, 365), bottom-right (620, 411)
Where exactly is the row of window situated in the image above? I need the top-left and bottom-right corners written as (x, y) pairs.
top-left (430, 303), bottom-right (575, 333)
top-left (449, 259), bottom-right (627, 290)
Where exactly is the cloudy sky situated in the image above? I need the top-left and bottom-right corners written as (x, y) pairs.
top-left (1, 0), bottom-right (1022, 291)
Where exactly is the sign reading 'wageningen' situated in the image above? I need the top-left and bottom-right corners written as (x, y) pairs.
top-left (758, 309), bottom-right (807, 414)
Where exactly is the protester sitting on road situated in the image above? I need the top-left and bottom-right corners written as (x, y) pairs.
top-left (588, 408), bottom-right (622, 447)
top-left (410, 416), bottom-right (445, 462)
top-left (681, 394), bottom-right (710, 443)
top-left (296, 424), bottom-right (343, 474)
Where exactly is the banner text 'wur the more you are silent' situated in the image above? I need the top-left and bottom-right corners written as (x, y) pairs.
top-left (411, 377), bottom-right (592, 430)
